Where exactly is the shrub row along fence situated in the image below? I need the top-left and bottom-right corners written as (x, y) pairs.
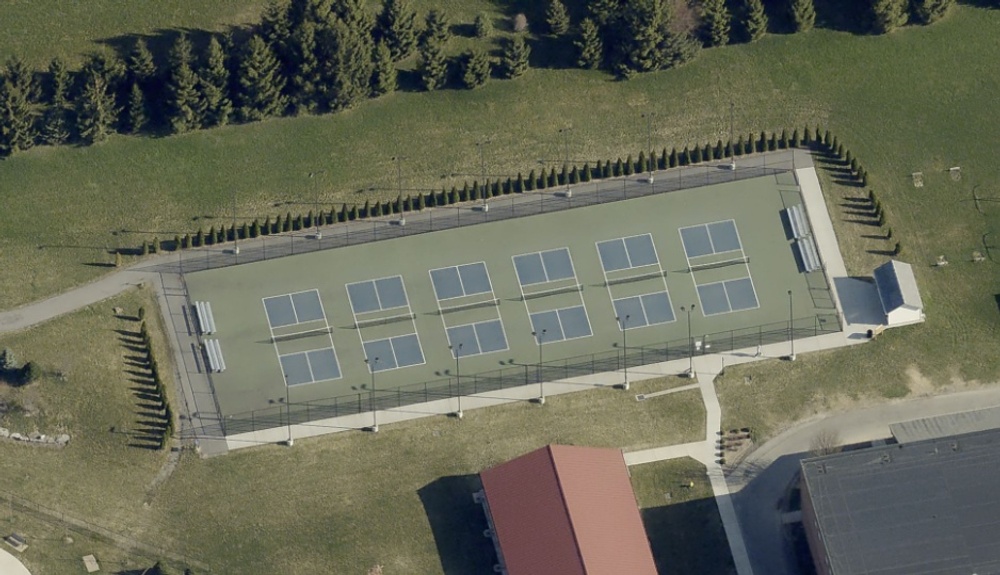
top-left (215, 312), bottom-right (840, 436)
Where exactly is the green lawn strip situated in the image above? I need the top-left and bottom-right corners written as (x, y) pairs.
top-left (0, 508), bottom-right (166, 575)
top-left (2, 7), bottom-right (998, 309)
top-left (150, 378), bottom-right (704, 574)
top-left (0, 289), bottom-right (176, 547)
top-left (629, 457), bottom-right (737, 575)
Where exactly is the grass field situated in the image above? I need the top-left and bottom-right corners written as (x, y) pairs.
top-left (630, 458), bottom-right (737, 575)
top-left (184, 172), bottom-right (830, 424)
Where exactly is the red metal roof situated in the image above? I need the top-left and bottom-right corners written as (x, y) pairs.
top-left (480, 444), bottom-right (657, 575)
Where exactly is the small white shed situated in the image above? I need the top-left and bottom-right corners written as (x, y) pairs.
top-left (873, 260), bottom-right (924, 326)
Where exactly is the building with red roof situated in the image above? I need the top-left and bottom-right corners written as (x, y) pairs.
top-left (476, 444), bottom-right (657, 575)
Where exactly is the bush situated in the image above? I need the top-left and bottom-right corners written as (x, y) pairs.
top-left (20, 362), bottom-right (39, 385)
top-left (474, 13), bottom-right (492, 37)
top-left (680, 147), bottom-right (691, 166)
top-left (138, 307), bottom-right (146, 321)
top-left (205, 227), bottom-right (215, 246)
top-left (893, 241), bottom-right (902, 255)
top-left (692, 145), bottom-right (703, 164)
top-left (614, 158), bottom-right (623, 176)
top-left (194, 229), bottom-right (204, 247)
top-left (669, 148), bottom-right (678, 168)
top-left (151, 237), bottom-right (160, 254)
top-left (623, 155), bottom-right (633, 175)
top-left (768, 133), bottom-right (778, 151)
top-left (886, 227), bottom-right (893, 239)
top-left (0, 348), bottom-right (16, 372)
top-left (877, 210), bottom-right (886, 227)
top-left (791, 128), bottom-right (800, 148)
top-left (250, 219), bottom-right (260, 238)
top-left (779, 129), bottom-right (789, 149)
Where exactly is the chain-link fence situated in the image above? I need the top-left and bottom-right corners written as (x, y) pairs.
top-left (219, 312), bottom-right (839, 436)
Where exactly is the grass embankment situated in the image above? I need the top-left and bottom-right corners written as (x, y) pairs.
top-left (630, 457), bottom-right (737, 575)
top-left (148, 378), bottom-right (703, 574)
top-left (0, 288), bottom-right (184, 573)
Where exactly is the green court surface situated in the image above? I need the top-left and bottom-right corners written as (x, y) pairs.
top-left (184, 173), bottom-right (839, 432)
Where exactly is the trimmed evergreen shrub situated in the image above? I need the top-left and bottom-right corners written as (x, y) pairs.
top-left (692, 145), bottom-right (703, 164)
top-left (152, 237), bottom-right (160, 254)
top-left (182, 234), bottom-right (190, 249)
top-left (637, 152), bottom-right (647, 174)
top-left (403, 196), bottom-right (413, 211)
top-left (877, 210), bottom-right (886, 227)
top-left (779, 129), bottom-right (789, 149)
top-left (614, 158), bottom-right (623, 176)
top-left (262, 216), bottom-right (272, 235)
top-left (893, 242), bottom-right (901, 255)
top-left (823, 130), bottom-right (832, 149)
top-left (293, 214), bottom-right (303, 230)
top-left (681, 147), bottom-right (691, 166)
top-left (250, 219), bottom-right (260, 238)
top-left (283, 212), bottom-right (292, 232)
top-left (348, 205), bottom-right (359, 220)
top-left (851, 158), bottom-right (859, 174)
top-left (516, 173), bottom-right (525, 193)
top-left (142, 241), bottom-right (150, 255)
top-left (791, 129), bottom-right (800, 148)
top-left (768, 133), bottom-right (778, 151)
top-left (548, 167), bottom-right (558, 188)
top-left (757, 131), bottom-right (767, 153)
top-left (460, 183), bottom-right (469, 202)
top-left (240, 222), bottom-right (249, 239)
top-left (836, 143), bottom-right (844, 159)
top-left (205, 228), bottom-right (215, 246)
top-left (803, 127), bottom-right (812, 146)
top-left (194, 229), bottom-right (204, 247)
top-left (570, 166), bottom-right (580, 184)
top-left (714, 140), bottom-right (724, 160)
top-left (602, 161), bottom-right (611, 178)
top-left (623, 155), bottom-right (634, 175)
top-left (581, 163), bottom-right (591, 182)
top-left (743, 135), bottom-right (753, 155)
top-left (886, 227), bottom-right (893, 239)
top-left (217, 227), bottom-right (225, 243)
top-left (725, 141), bottom-right (734, 158)
top-left (669, 148), bottom-right (678, 168)
top-left (372, 201), bottom-right (383, 217)
top-left (448, 188), bottom-right (458, 204)
top-left (174, 235), bottom-right (182, 251)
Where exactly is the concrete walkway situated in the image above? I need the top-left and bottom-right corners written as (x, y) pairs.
top-left (0, 548), bottom-right (31, 575)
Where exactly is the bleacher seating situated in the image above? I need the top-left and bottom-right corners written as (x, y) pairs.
top-left (787, 204), bottom-right (812, 240)
top-left (194, 301), bottom-right (217, 335)
top-left (204, 339), bottom-right (226, 373)
top-left (797, 237), bottom-right (822, 272)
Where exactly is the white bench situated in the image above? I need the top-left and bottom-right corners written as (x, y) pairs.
top-left (797, 237), bottom-right (822, 272)
top-left (204, 339), bottom-right (226, 373)
top-left (194, 301), bottom-right (217, 334)
top-left (787, 204), bottom-right (811, 240)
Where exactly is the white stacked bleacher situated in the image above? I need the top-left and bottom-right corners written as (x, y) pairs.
top-left (194, 301), bottom-right (217, 335)
top-left (786, 204), bottom-right (822, 273)
top-left (204, 339), bottom-right (226, 373)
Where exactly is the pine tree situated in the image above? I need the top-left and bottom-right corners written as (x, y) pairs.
top-left (371, 41), bottom-right (397, 96)
top-left (198, 36), bottom-right (233, 127)
top-left (871, 0), bottom-right (908, 33)
top-left (743, 0), bottom-right (769, 42)
top-left (589, 0), bottom-right (623, 28)
top-left (126, 82), bottom-right (146, 134)
top-left (418, 37), bottom-right (449, 90)
top-left (913, 0), bottom-right (953, 23)
top-left (128, 38), bottom-right (157, 86)
top-left (502, 35), bottom-right (531, 79)
top-left (702, 0), bottom-right (732, 46)
top-left (167, 34), bottom-right (201, 132)
top-left (575, 18), bottom-right (604, 69)
top-left (288, 19), bottom-right (322, 113)
top-left (40, 58), bottom-right (71, 145)
top-left (617, 0), bottom-right (670, 74)
top-left (462, 48), bottom-right (491, 89)
top-left (319, 19), bottom-right (374, 111)
top-left (789, 0), bottom-right (816, 32)
top-left (377, 0), bottom-right (418, 61)
top-left (76, 71), bottom-right (118, 144)
top-left (422, 10), bottom-right (451, 47)
top-left (475, 13), bottom-right (493, 38)
top-left (0, 60), bottom-right (39, 155)
top-left (546, 0), bottom-right (571, 35)
top-left (237, 34), bottom-right (287, 121)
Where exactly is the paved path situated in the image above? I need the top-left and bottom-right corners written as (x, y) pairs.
top-left (725, 386), bottom-right (1000, 575)
top-left (0, 548), bottom-right (31, 575)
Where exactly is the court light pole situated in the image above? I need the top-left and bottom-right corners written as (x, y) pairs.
top-left (787, 290), bottom-right (796, 361)
top-left (309, 170), bottom-right (326, 239)
top-left (231, 189), bottom-right (239, 256)
top-left (532, 329), bottom-right (547, 404)
top-left (366, 357), bottom-right (380, 432)
top-left (450, 343), bottom-right (464, 419)
top-left (284, 383), bottom-right (293, 446)
top-left (642, 112), bottom-right (655, 183)
top-left (681, 304), bottom-right (697, 378)
top-left (617, 315), bottom-right (630, 390)
top-left (559, 127), bottom-right (572, 197)
top-left (729, 102), bottom-right (736, 171)
top-left (476, 142), bottom-right (490, 212)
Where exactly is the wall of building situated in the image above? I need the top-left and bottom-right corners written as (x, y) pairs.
top-left (800, 474), bottom-right (832, 575)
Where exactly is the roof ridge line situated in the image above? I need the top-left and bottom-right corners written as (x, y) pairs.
top-left (548, 445), bottom-right (590, 574)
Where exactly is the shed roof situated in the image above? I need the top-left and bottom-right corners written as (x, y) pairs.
top-left (480, 444), bottom-right (657, 575)
top-left (801, 429), bottom-right (1000, 575)
top-left (873, 260), bottom-right (923, 313)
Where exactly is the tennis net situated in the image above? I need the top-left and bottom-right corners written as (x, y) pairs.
top-left (687, 256), bottom-right (749, 273)
top-left (439, 297), bottom-right (500, 315)
top-left (354, 312), bottom-right (416, 330)
top-left (272, 326), bottom-right (331, 343)
top-left (605, 269), bottom-right (665, 287)
top-left (521, 283), bottom-right (583, 301)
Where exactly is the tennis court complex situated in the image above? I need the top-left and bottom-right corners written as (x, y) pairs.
top-left (184, 171), bottom-right (839, 433)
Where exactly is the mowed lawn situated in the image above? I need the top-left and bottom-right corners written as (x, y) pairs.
top-left (148, 379), bottom-right (704, 574)
top-left (1, 7), bottom-right (998, 310)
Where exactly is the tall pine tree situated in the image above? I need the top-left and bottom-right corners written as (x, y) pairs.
top-left (422, 10), bottom-right (451, 47)
top-left (546, 0), bottom-right (571, 35)
top-left (370, 40), bottom-right (397, 96)
top-left (125, 81), bottom-right (146, 134)
top-left (418, 35), bottom-right (448, 90)
top-left (287, 19), bottom-right (322, 113)
top-left (742, 0), bottom-right (769, 42)
top-left (702, 0), bottom-right (732, 46)
top-left (76, 71), bottom-right (118, 144)
top-left (789, 0), bottom-right (816, 32)
top-left (166, 34), bottom-right (201, 132)
top-left (40, 58), bottom-right (71, 145)
top-left (127, 38), bottom-right (157, 86)
top-left (502, 35), bottom-right (531, 79)
top-left (913, 0), bottom-right (953, 24)
top-left (376, 0), bottom-right (417, 61)
top-left (575, 18), bottom-right (603, 69)
top-left (0, 57), bottom-right (40, 154)
top-left (319, 18), bottom-right (374, 111)
top-left (198, 36), bottom-right (233, 127)
top-left (462, 48), bottom-right (491, 89)
top-left (236, 34), bottom-right (287, 121)
top-left (871, 0), bottom-right (908, 32)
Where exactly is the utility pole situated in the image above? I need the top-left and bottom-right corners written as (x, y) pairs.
top-left (475, 142), bottom-right (489, 212)
top-left (232, 189), bottom-right (239, 256)
top-left (559, 127), bottom-right (572, 197)
top-left (729, 102), bottom-right (736, 171)
top-left (309, 170), bottom-right (326, 240)
top-left (618, 315), bottom-right (630, 390)
top-left (642, 112), bottom-right (655, 183)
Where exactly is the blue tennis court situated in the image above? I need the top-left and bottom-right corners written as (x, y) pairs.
top-left (363, 333), bottom-right (425, 372)
top-left (513, 248), bottom-right (576, 286)
top-left (446, 319), bottom-right (509, 357)
top-left (346, 276), bottom-right (409, 314)
top-left (596, 234), bottom-right (659, 272)
top-left (279, 347), bottom-right (342, 386)
top-left (697, 277), bottom-right (760, 316)
top-left (612, 291), bottom-right (675, 330)
top-left (263, 289), bottom-right (325, 329)
top-left (680, 220), bottom-right (743, 259)
top-left (529, 306), bottom-right (592, 343)
top-left (429, 262), bottom-right (493, 301)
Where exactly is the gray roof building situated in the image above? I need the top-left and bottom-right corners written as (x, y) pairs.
top-left (800, 428), bottom-right (1000, 575)
top-left (873, 260), bottom-right (924, 326)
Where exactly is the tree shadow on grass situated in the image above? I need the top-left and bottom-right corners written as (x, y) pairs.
top-left (418, 474), bottom-right (497, 575)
